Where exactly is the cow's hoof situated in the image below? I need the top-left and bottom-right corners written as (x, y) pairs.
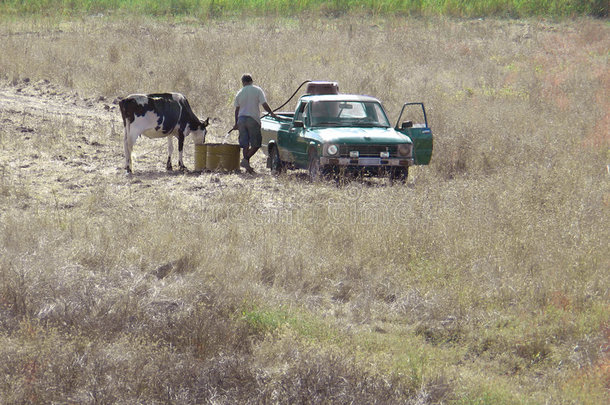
top-left (166, 166), bottom-right (173, 172)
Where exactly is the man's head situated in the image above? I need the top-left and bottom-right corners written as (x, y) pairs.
top-left (241, 74), bottom-right (253, 86)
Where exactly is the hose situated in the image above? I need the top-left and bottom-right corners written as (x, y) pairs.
top-left (263, 80), bottom-right (312, 117)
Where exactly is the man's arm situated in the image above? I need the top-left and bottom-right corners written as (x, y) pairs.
top-left (262, 102), bottom-right (276, 118)
top-left (232, 106), bottom-right (240, 130)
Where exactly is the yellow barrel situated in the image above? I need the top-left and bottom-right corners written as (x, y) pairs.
top-left (193, 144), bottom-right (207, 171)
top-left (206, 143), bottom-right (240, 171)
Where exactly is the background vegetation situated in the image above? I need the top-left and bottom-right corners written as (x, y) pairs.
top-left (0, 4), bottom-right (608, 405)
top-left (0, 0), bottom-right (608, 18)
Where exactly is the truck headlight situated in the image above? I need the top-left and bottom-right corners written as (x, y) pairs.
top-left (398, 144), bottom-right (411, 157)
top-left (326, 144), bottom-right (339, 156)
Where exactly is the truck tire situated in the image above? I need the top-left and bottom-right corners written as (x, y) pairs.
top-left (270, 145), bottom-right (282, 176)
top-left (307, 148), bottom-right (321, 182)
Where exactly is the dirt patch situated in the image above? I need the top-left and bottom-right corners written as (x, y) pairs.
top-left (0, 79), bottom-right (292, 211)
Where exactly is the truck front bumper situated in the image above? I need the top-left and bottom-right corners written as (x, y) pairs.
top-left (320, 157), bottom-right (413, 167)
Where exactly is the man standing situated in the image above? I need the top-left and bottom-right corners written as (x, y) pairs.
top-left (232, 74), bottom-right (276, 173)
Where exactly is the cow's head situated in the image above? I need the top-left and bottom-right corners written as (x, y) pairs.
top-left (192, 117), bottom-right (209, 143)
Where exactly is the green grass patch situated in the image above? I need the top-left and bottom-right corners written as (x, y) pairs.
top-left (240, 303), bottom-right (339, 342)
top-left (0, 0), bottom-right (607, 18)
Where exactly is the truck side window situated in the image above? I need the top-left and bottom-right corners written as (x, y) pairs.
top-left (294, 102), bottom-right (308, 126)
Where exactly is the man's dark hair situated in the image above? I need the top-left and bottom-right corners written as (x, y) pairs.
top-left (241, 74), bottom-right (253, 84)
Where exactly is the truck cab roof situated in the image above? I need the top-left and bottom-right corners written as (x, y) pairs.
top-left (299, 94), bottom-right (382, 104)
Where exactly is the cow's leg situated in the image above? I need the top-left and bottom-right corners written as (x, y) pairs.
top-left (166, 136), bottom-right (173, 171)
top-left (123, 122), bottom-right (134, 173)
top-left (178, 133), bottom-right (186, 171)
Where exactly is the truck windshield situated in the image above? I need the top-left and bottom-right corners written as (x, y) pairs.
top-left (309, 101), bottom-right (391, 128)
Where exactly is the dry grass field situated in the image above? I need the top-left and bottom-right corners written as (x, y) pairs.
top-left (0, 14), bottom-right (608, 404)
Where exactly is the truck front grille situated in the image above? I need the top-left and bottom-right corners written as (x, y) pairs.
top-left (339, 145), bottom-right (398, 157)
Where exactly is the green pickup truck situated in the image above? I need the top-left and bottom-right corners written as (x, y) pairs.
top-left (261, 81), bottom-right (433, 181)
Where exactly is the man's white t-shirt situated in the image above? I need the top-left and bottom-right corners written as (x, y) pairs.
top-left (234, 84), bottom-right (267, 124)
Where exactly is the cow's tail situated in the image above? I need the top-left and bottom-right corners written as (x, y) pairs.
top-left (118, 98), bottom-right (127, 128)
top-left (118, 98), bottom-right (130, 143)
top-left (119, 98), bottom-right (131, 170)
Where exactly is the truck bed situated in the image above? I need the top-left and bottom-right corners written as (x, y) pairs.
top-left (264, 112), bottom-right (294, 122)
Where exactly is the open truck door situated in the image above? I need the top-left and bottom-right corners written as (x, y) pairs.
top-left (395, 102), bottom-right (433, 165)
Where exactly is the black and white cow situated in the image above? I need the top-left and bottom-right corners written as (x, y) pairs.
top-left (119, 93), bottom-right (209, 173)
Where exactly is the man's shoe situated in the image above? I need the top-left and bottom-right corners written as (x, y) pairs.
top-left (240, 158), bottom-right (251, 169)
top-left (246, 167), bottom-right (255, 174)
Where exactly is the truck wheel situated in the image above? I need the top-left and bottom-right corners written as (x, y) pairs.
top-left (389, 167), bottom-right (408, 185)
top-left (270, 145), bottom-right (282, 176)
top-left (308, 149), bottom-right (321, 182)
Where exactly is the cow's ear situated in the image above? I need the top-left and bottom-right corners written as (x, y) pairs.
top-left (203, 117), bottom-right (210, 126)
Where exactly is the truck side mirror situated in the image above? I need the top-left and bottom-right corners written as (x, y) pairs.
top-left (401, 121), bottom-right (413, 129)
top-left (293, 120), bottom-right (304, 128)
